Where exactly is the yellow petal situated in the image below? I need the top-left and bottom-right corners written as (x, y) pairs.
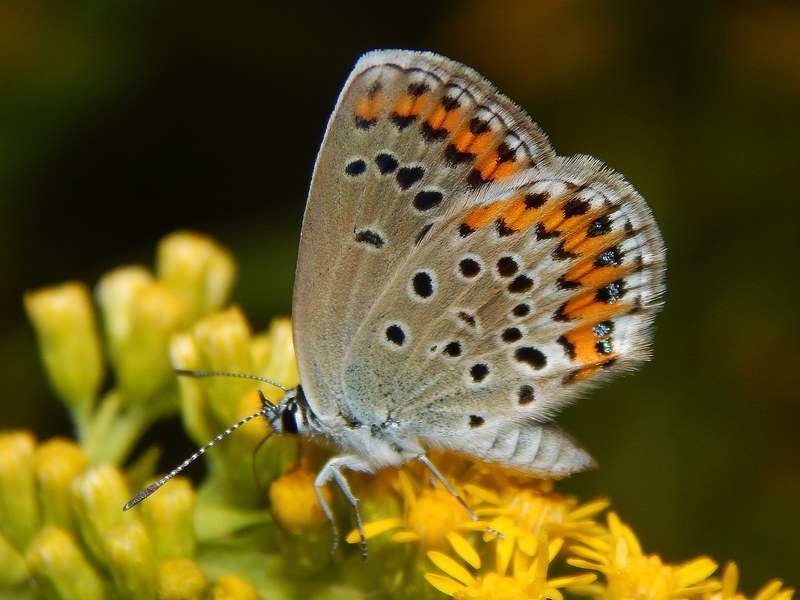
top-left (548, 537), bottom-right (563, 560)
top-left (495, 530), bottom-right (515, 576)
top-left (424, 573), bottom-right (464, 596)
top-left (567, 557), bottom-right (606, 573)
top-left (427, 551), bottom-right (475, 586)
top-left (462, 484), bottom-right (500, 505)
top-left (755, 580), bottom-right (787, 600)
top-left (677, 557), bottom-right (718, 587)
top-left (345, 518), bottom-right (404, 543)
top-left (568, 499), bottom-right (610, 520)
top-left (446, 532), bottom-right (480, 569)
top-left (569, 545), bottom-right (607, 563)
top-left (721, 562), bottom-right (739, 596)
top-left (548, 573), bottom-right (597, 588)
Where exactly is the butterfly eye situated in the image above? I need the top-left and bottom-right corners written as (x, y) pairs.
top-left (281, 403), bottom-right (299, 434)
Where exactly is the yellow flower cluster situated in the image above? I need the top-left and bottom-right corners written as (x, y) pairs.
top-left (6, 232), bottom-right (793, 599)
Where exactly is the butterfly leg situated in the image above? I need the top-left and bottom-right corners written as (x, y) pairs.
top-left (315, 455), bottom-right (368, 559)
top-left (416, 454), bottom-right (502, 538)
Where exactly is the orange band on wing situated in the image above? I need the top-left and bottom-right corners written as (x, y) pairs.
top-left (355, 93), bottom-right (386, 122)
top-left (451, 127), bottom-right (493, 155)
top-left (392, 92), bottom-right (432, 119)
top-left (462, 200), bottom-right (505, 231)
top-left (561, 323), bottom-right (613, 364)
top-left (560, 291), bottom-right (629, 323)
top-left (475, 150), bottom-right (521, 183)
top-left (426, 104), bottom-right (463, 133)
top-left (566, 263), bottom-right (628, 290)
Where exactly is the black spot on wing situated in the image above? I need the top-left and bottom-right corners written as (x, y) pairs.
top-left (354, 229), bottom-right (385, 248)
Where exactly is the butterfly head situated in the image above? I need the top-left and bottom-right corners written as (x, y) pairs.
top-left (266, 386), bottom-right (314, 436)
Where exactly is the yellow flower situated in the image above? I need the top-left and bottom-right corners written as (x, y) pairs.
top-left (706, 562), bottom-right (795, 600)
top-left (426, 532), bottom-right (595, 600)
top-left (569, 512), bottom-right (720, 598)
top-left (155, 230), bottom-right (236, 325)
top-left (23, 282), bottom-right (104, 417)
top-left (157, 558), bottom-right (210, 600)
top-left (0, 431), bottom-right (41, 547)
top-left (467, 471), bottom-right (609, 559)
top-left (24, 526), bottom-right (105, 600)
top-left (268, 459), bottom-right (331, 533)
top-left (344, 458), bottom-right (493, 553)
top-left (212, 575), bottom-right (260, 600)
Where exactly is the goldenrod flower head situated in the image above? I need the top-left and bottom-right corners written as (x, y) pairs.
top-left (473, 473), bottom-right (609, 556)
top-left (70, 464), bottom-right (131, 561)
top-left (212, 575), bottom-right (260, 600)
top-left (268, 460), bottom-right (331, 533)
top-left (426, 532), bottom-right (595, 600)
top-left (24, 282), bottom-right (104, 412)
top-left (400, 469), bottom-right (486, 547)
top-left (157, 558), bottom-right (209, 600)
top-left (24, 525), bottom-right (105, 600)
top-left (103, 520), bottom-right (158, 599)
top-left (156, 230), bottom-right (236, 325)
top-left (105, 278), bottom-right (185, 403)
top-left (569, 512), bottom-right (720, 599)
top-left (139, 477), bottom-right (196, 560)
top-left (0, 532), bottom-right (27, 588)
top-left (96, 266), bottom-right (156, 364)
top-left (707, 562), bottom-right (795, 600)
top-left (35, 438), bottom-right (89, 532)
top-left (0, 431), bottom-right (41, 547)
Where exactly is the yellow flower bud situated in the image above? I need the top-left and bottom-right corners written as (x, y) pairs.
top-left (268, 463), bottom-right (330, 533)
top-left (0, 530), bottom-right (27, 587)
top-left (156, 231), bottom-right (236, 324)
top-left (70, 465), bottom-right (130, 561)
top-left (25, 526), bottom-right (104, 600)
top-left (251, 317), bottom-right (298, 403)
top-left (103, 521), bottom-right (158, 599)
top-left (157, 558), bottom-right (209, 600)
top-left (213, 575), bottom-right (259, 600)
top-left (170, 332), bottom-right (214, 445)
top-left (24, 282), bottom-right (104, 412)
top-left (35, 437), bottom-right (89, 531)
top-left (0, 431), bottom-right (41, 547)
top-left (191, 306), bottom-right (255, 425)
top-left (113, 281), bottom-right (185, 403)
top-left (95, 266), bottom-right (153, 362)
top-left (140, 477), bottom-right (195, 560)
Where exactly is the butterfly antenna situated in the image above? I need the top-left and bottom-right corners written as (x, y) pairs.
top-left (123, 398), bottom-right (275, 511)
top-left (174, 369), bottom-right (288, 392)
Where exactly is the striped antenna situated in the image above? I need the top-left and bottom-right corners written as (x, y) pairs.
top-left (123, 371), bottom-right (283, 511)
top-left (173, 369), bottom-right (288, 392)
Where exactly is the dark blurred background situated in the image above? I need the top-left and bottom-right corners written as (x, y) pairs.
top-left (2, 0), bottom-right (798, 591)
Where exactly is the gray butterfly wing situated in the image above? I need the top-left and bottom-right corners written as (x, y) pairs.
top-left (293, 50), bottom-right (665, 476)
top-left (293, 49), bottom-right (554, 419)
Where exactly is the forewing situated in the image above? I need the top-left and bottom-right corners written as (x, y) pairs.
top-left (293, 50), bottom-right (555, 423)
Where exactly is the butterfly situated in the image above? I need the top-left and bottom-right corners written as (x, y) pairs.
top-left (125, 49), bottom-right (666, 554)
